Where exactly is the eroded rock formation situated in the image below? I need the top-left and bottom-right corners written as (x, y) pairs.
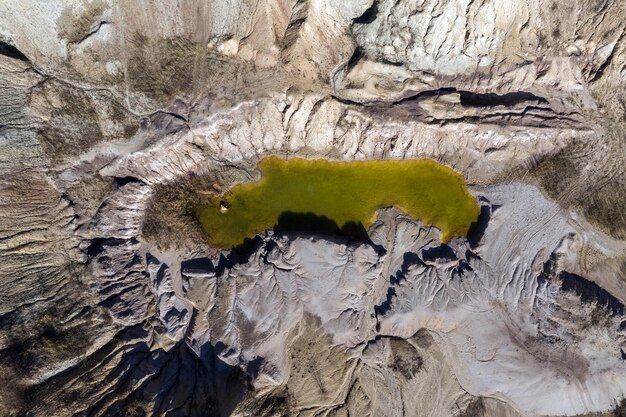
top-left (0, 0), bottom-right (625, 416)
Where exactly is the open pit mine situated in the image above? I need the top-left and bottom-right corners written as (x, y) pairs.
top-left (1, 0), bottom-right (625, 416)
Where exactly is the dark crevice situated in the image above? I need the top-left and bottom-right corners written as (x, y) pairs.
top-left (381, 58), bottom-right (404, 67)
top-left (149, 111), bottom-right (190, 135)
top-left (559, 271), bottom-right (625, 316)
top-left (536, 252), bottom-right (559, 286)
top-left (421, 244), bottom-right (457, 263)
top-left (229, 236), bottom-right (266, 263)
top-left (391, 252), bottom-right (424, 286)
top-left (458, 90), bottom-right (548, 107)
top-left (391, 87), bottom-right (457, 106)
top-left (590, 29), bottom-right (625, 83)
top-left (373, 252), bottom-right (425, 330)
top-left (281, 0), bottom-right (309, 50)
top-left (374, 287), bottom-right (396, 328)
top-left (159, 110), bottom-right (188, 124)
top-left (353, 1), bottom-right (379, 24)
top-left (0, 40), bottom-right (30, 62)
top-left (537, 254), bottom-right (626, 317)
top-left (455, 259), bottom-right (474, 274)
top-left (114, 176), bottom-right (145, 187)
top-left (76, 21), bottom-right (111, 45)
top-left (467, 201), bottom-right (492, 248)
top-left (330, 94), bottom-right (364, 107)
top-left (346, 47), bottom-right (365, 72)
top-left (181, 258), bottom-right (217, 274)
top-left (590, 47), bottom-right (616, 83)
top-left (363, 334), bottom-right (407, 347)
top-left (85, 237), bottom-right (131, 257)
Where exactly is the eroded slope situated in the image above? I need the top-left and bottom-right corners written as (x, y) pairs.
top-left (0, 0), bottom-right (625, 416)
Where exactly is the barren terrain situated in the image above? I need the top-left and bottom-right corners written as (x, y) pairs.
top-left (0, 0), bottom-right (625, 416)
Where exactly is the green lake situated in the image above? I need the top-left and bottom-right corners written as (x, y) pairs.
top-left (194, 157), bottom-right (480, 249)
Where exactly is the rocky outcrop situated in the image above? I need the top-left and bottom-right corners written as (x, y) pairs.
top-left (0, 0), bottom-right (625, 416)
